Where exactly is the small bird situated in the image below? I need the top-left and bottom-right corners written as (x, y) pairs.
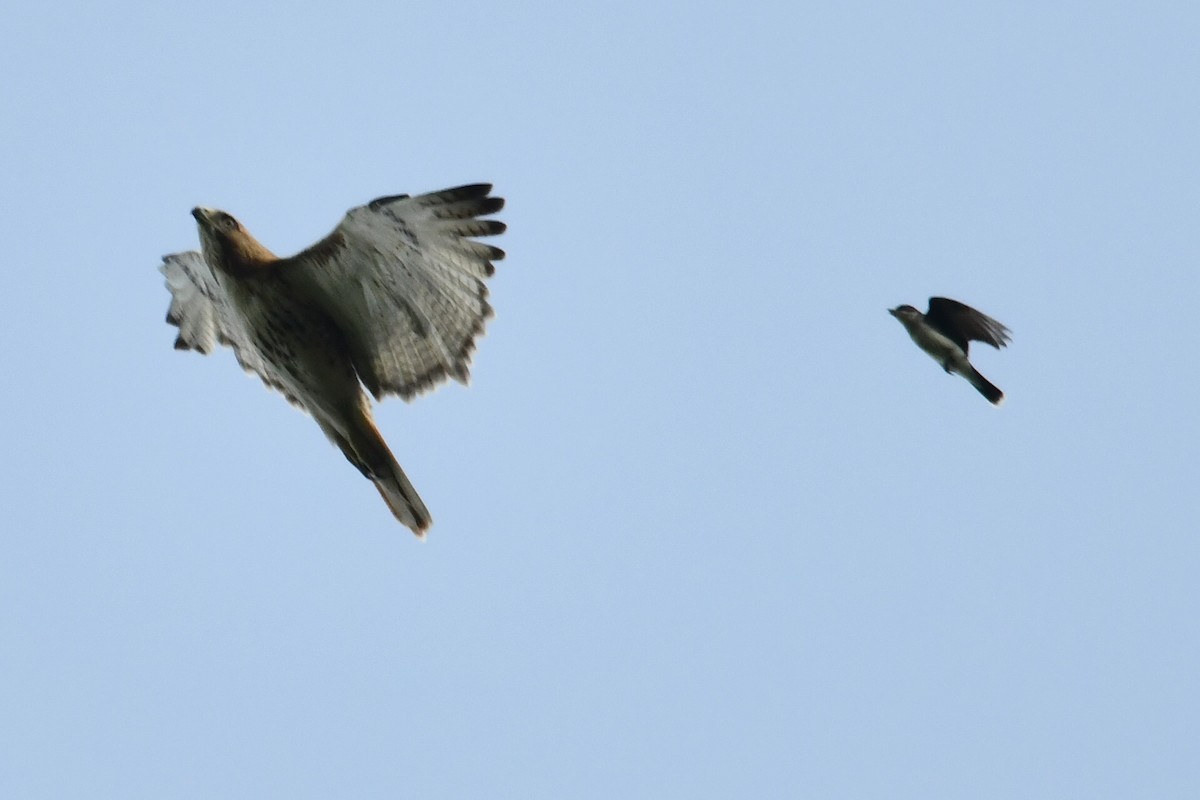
top-left (888, 297), bottom-right (1012, 405)
top-left (161, 184), bottom-right (506, 536)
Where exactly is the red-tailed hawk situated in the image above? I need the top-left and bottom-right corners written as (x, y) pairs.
top-left (160, 184), bottom-right (506, 537)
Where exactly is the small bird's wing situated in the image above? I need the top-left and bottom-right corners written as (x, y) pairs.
top-left (280, 184), bottom-right (506, 401)
top-left (925, 297), bottom-right (1012, 353)
top-left (160, 251), bottom-right (307, 408)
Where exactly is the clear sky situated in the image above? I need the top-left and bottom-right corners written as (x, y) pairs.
top-left (1, 1), bottom-right (1197, 797)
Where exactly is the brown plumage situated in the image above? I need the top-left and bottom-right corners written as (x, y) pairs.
top-left (161, 184), bottom-right (506, 537)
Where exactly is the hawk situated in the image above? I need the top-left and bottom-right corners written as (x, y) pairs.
top-left (160, 184), bottom-right (506, 537)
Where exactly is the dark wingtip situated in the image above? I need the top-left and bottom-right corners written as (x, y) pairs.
top-left (477, 196), bottom-right (505, 215)
top-left (422, 183), bottom-right (494, 205)
top-left (368, 194), bottom-right (411, 211)
top-left (449, 183), bottom-right (492, 197)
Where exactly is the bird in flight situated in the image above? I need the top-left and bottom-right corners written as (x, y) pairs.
top-left (160, 184), bottom-right (506, 537)
top-left (888, 297), bottom-right (1012, 405)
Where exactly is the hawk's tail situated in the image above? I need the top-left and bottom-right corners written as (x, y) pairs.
top-left (966, 367), bottom-right (1005, 406)
top-left (339, 413), bottom-right (432, 537)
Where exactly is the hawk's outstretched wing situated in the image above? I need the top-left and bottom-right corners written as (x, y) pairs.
top-left (160, 251), bottom-right (308, 408)
top-left (280, 184), bottom-right (506, 401)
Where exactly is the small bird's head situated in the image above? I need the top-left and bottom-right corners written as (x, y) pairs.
top-left (889, 304), bottom-right (921, 322)
top-left (190, 207), bottom-right (275, 275)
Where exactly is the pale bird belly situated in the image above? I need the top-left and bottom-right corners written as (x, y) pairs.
top-left (909, 328), bottom-right (970, 374)
top-left (235, 284), bottom-right (362, 410)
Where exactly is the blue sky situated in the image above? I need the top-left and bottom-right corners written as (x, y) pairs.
top-left (2, 1), bottom-right (1197, 797)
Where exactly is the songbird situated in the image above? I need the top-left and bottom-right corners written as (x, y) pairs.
top-left (161, 184), bottom-right (506, 536)
top-left (888, 297), bottom-right (1011, 405)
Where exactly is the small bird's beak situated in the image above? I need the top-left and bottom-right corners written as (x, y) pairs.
top-left (888, 307), bottom-right (898, 317)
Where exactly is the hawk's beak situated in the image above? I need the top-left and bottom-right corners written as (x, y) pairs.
top-left (191, 207), bottom-right (212, 225)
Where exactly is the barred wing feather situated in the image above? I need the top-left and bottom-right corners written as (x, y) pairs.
top-left (282, 184), bottom-right (506, 401)
top-left (160, 251), bottom-right (307, 408)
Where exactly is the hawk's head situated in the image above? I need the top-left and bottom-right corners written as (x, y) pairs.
top-left (192, 207), bottom-right (277, 276)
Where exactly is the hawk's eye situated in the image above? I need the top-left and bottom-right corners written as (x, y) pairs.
top-left (219, 213), bottom-right (238, 230)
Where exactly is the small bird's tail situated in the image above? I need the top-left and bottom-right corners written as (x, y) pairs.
top-left (966, 367), bottom-right (1004, 406)
top-left (337, 412), bottom-right (432, 537)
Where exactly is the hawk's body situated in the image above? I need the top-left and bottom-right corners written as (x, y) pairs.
top-left (161, 184), bottom-right (506, 536)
